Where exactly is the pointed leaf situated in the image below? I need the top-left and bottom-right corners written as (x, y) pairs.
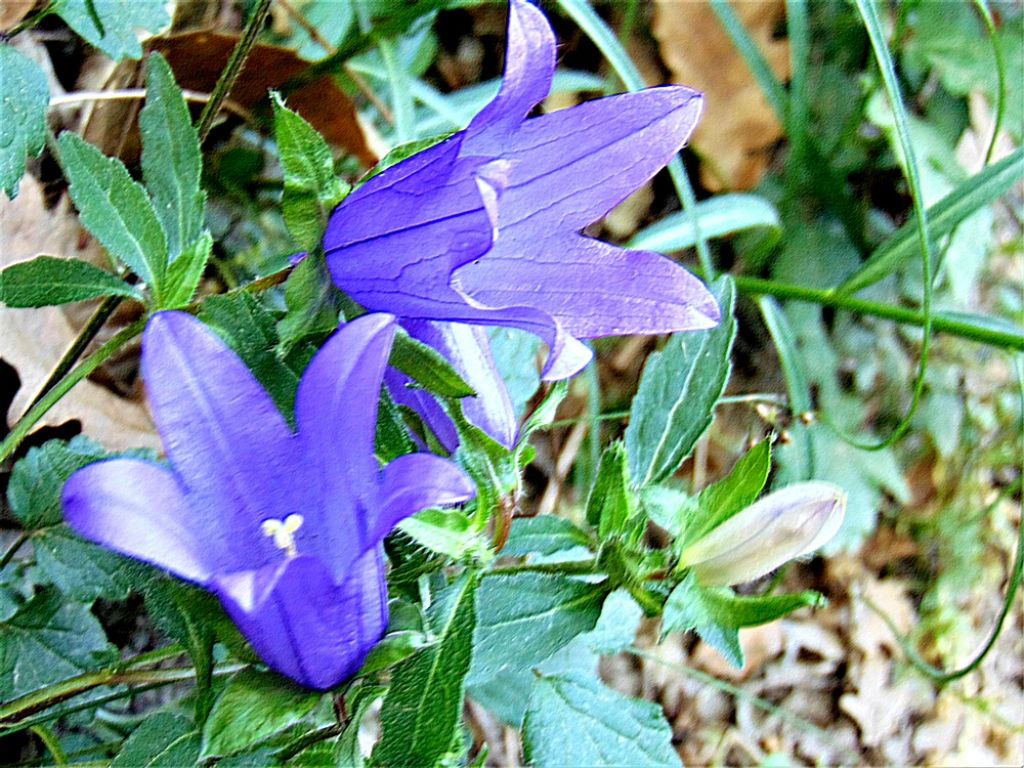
top-left (53, 0), bottom-right (169, 61)
top-left (58, 132), bottom-right (168, 287)
top-left (140, 53), bottom-right (205, 263)
top-left (687, 439), bottom-right (772, 544)
top-left (111, 713), bottom-right (201, 768)
top-left (1, 255), bottom-right (142, 307)
top-left (502, 515), bottom-right (590, 557)
top-left (160, 232), bottom-right (212, 308)
top-left (0, 45), bottom-right (49, 199)
top-left (626, 277), bottom-right (736, 487)
top-left (586, 442), bottom-right (637, 540)
top-left (375, 573), bottom-right (478, 767)
top-left (390, 327), bottom-right (476, 398)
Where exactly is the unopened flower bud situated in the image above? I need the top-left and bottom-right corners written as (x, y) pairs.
top-left (679, 482), bottom-right (846, 587)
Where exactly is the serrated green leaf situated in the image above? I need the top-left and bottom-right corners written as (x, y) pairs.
top-left (687, 440), bottom-right (772, 544)
top-left (0, 587), bottom-right (117, 700)
top-left (502, 516), bottom-right (591, 557)
top-left (7, 436), bottom-right (110, 528)
top-left (376, 386), bottom-right (416, 462)
top-left (397, 507), bottom-right (480, 559)
top-left (578, 589), bottom-right (644, 655)
top-left (0, 45), bottom-right (49, 199)
top-left (586, 442), bottom-right (637, 540)
top-left (201, 669), bottom-right (323, 759)
top-left (58, 132), bottom-right (168, 287)
top-left (640, 485), bottom-right (694, 539)
top-left (523, 673), bottom-right (680, 768)
top-left (391, 329), bottom-right (475, 399)
top-left (112, 712), bottom-right (201, 768)
top-left (53, 0), bottom-right (169, 61)
top-left (277, 255), bottom-right (341, 356)
top-left (467, 573), bottom-right (605, 685)
top-left (32, 524), bottom-right (137, 602)
top-left (140, 53), bottom-right (205, 264)
top-left (199, 292), bottom-right (299, 420)
top-left (271, 93), bottom-right (347, 253)
top-left (0, 255), bottom-right (142, 307)
top-left (662, 573), bottom-right (822, 667)
top-left (626, 277), bottom-right (736, 487)
top-left (375, 573), bottom-right (477, 767)
top-left (160, 232), bottom-right (212, 308)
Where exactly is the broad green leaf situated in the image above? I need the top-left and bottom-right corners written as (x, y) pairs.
top-left (577, 588), bottom-right (644, 655)
top-left (468, 573), bottom-right (605, 684)
top-left (201, 669), bottom-right (323, 759)
top-left (502, 516), bottom-right (590, 557)
top-left (112, 713), bottom-right (201, 768)
top-left (7, 436), bottom-right (110, 528)
top-left (0, 587), bottom-right (116, 700)
top-left (271, 93), bottom-right (347, 253)
top-left (0, 45), bottom-right (49, 199)
top-left (628, 193), bottom-right (781, 253)
top-left (662, 573), bottom-right (822, 667)
top-left (640, 485), bottom-right (694, 538)
top-left (523, 673), bottom-right (680, 768)
top-left (276, 255), bottom-right (341, 356)
top-left (358, 631), bottom-right (431, 678)
top-left (391, 328), bottom-right (475, 398)
top-left (53, 0), bottom-right (169, 61)
top-left (160, 232), bottom-right (212, 308)
top-left (839, 147), bottom-right (1024, 295)
top-left (0, 255), bottom-right (141, 307)
top-left (374, 573), bottom-right (477, 767)
top-left (626, 277), bottom-right (736, 487)
top-left (32, 525), bottom-right (137, 603)
top-left (140, 53), bottom-right (205, 263)
top-left (397, 507), bottom-right (482, 559)
top-left (199, 292), bottom-right (299, 420)
top-left (58, 132), bottom-right (168, 287)
top-left (586, 442), bottom-right (637, 540)
top-left (687, 440), bottom-right (772, 544)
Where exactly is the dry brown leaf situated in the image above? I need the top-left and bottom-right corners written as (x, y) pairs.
top-left (652, 0), bottom-right (790, 191)
top-left (839, 657), bottom-right (934, 749)
top-left (0, 1), bottom-right (33, 33)
top-left (83, 32), bottom-right (377, 168)
top-left (0, 177), bottom-right (159, 450)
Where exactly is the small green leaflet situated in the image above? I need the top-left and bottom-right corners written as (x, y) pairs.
top-left (0, 45), bottom-right (49, 199)
top-left (276, 255), bottom-right (342, 357)
top-left (160, 231), bottom-right (212, 308)
top-left (271, 93), bottom-right (348, 253)
top-left (662, 572), bottom-right (823, 667)
top-left (53, 0), bottom-right (169, 61)
top-left (467, 573), bottom-right (605, 684)
top-left (523, 673), bottom-right (681, 768)
top-left (684, 439), bottom-right (772, 546)
top-left (626, 277), bottom-right (737, 487)
top-left (0, 587), bottom-right (117, 701)
top-left (0, 255), bottom-right (142, 308)
top-left (397, 507), bottom-right (482, 559)
top-left (58, 132), bottom-right (169, 289)
top-left (111, 713), bottom-right (201, 768)
top-left (391, 328), bottom-right (476, 399)
top-left (374, 573), bottom-right (477, 767)
top-left (139, 53), bottom-right (205, 263)
top-left (200, 669), bottom-right (323, 759)
top-left (586, 441), bottom-right (638, 541)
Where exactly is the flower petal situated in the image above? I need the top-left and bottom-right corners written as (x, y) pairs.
top-left (376, 453), bottom-right (476, 542)
top-left (142, 312), bottom-right (301, 567)
top-left (466, 0), bottom-right (555, 137)
top-left (213, 549), bottom-right (388, 691)
top-left (456, 235), bottom-right (720, 339)
top-left (468, 86), bottom-right (704, 230)
top-left (63, 458), bottom-right (212, 583)
top-left (296, 314), bottom-right (397, 568)
top-left (403, 320), bottom-right (518, 450)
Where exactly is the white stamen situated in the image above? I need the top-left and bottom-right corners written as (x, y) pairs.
top-left (261, 514), bottom-right (304, 558)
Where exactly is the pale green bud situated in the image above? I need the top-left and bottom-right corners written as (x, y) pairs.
top-left (679, 481), bottom-right (846, 587)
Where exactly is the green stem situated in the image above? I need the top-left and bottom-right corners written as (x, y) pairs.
top-left (30, 725), bottom-right (68, 766)
top-left (0, 532), bottom-right (30, 570)
top-left (194, 0), bottom-right (273, 143)
top-left (733, 275), bottom-right (1023, 351)
top-left (973, 0), bottom-right (1007, 166)
top-left (25, 296), bottom-right (122, 413)
top-left (0, 318), bottom-right (146, 464)
top-left (485, 559), bottom-right (602, 577)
